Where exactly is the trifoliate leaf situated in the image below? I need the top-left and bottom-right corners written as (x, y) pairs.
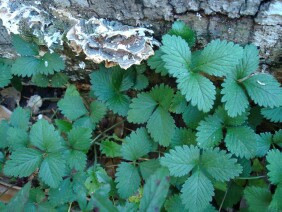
top-left (181, 171), bottom-right (214, 211)
top-left (161, 35), bottom-right (191, 78)
top-left (256, 133), bottom-right (272, 157)
top-left (12, 34), bottom-right (39, 56)
top-left (115, 162), bottom-right (141, 199)
top-left (266, 149), bottom-right (282, 185)
top-left (177, 72), bottom-right (216, 112)
top-left (243, 73), bottom-right (282, 108)
top-left (65, 149), bottom-right (87, 171)
top-left (11, 57), bottom-right (41, 77)
top-left (0, 64), bottom-right (12, 88)
top-left (67, 127), bottom-right (92, 151)
top-left (182, 104), bottom-right (206, 129)
top-left (100, 140), bottom-right (122, 158)
top-left (273, 130), bottom-right (282, 147)
top-left (0, 121), bottom-right (9, 148)
top-left (225, 126), bottom-right (257, 159)
top-left (147, 107), bottom-right (175, 146)
top-left (4, 148), bottom-right (42, 177)
top-left (192, 39), bottom-right (243, 77)
top-left (51, 73), bottom-right (69, 87)
top-left (38, 53), bottom-right (65, 75)
top-left (10, 107), bottom-right (30, 131)
top-left (139, 159), bottom-right (161, 181)
top-left (121, 128), bottom-right (152, 161)
top-left (31, 73), bottom-right (49, 87)
top-left (147, 50), bottom-right (168, 76)
top-left (170, 127), bottom-right (196, 147)
top-left (90, 101), bottom-right (107, 124)
top-left (168, 20), bottom-right (196, 47)
top-left (57, 95), bottom-right (87, 121)
top-left (221, 77), bottom-right (249, 117)
top-left (139, 168), bottom-right (170, 212)
top-left (30, 119), bottom-right (62, 152)
top-left (7, 127), bottom-right (29, 150)
top-left (261, 106), bottom-right (282, 123)
top-left (169, 91), bottom-right (187, 114)
top-left (160, 145), bottom-right (200, 177)
top-left (201, 148), bottom-right (242, 182)
top-left (39, 152), bottom-right (66, 188)
top-left (244, 186), bottom-right (272, 212)
top-left (164, 194), bottom-right (185, 212)
top-left (196, 115), bottom-right (223, 148)
top-left (270, 185), bottom-right (282, 210)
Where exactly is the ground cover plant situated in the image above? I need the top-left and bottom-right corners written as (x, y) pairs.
top-left (0, 21), bottom-right (282, 211)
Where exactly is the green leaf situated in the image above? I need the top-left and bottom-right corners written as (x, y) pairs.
top-left (182, 104), bottom-right (206, 129)
top-left (121, 128), bottom-right (152, 161)
top-left (139, 168), bottom-right (170, 212)
top-left (0, 63), bottom-right (12, 88)
top-left (73, 116), bottom-right (95, 129)
top-left (256, 133), bottom-right (272, 157)
top-left (65, 85), bottom-right (80, 96)
top-left (201, 148), bottom-right (242, 182)
top-left (10, 107), bottom-right (30, 131)
top-left (7, 127), bottom-right (29, 149)
top-left (11, 57), bottom-right (41, 77)
top-left (168, 20), bottom-right (196, 47)
top-left (0, 121), bottom-right (9, 148)
top-left (266, 149), bottom-right (282, 185)
top-left (225, 126), bottom-right (257, 159)
top-left (161, 35), bottom-right (191, 78)
top-left (160, 145), bottom-right (200, 177)
top-left (170, 127), bottom-right (196, 147)
top-left (243, 73), bottom-right (282, 108)
top-left (244, 186), bottom-right (272, 212)
top-left (55, 119), bottom-right (72, 132)
top-left (12, 34), bottom-right (39, 56)
top-left (31, 73), bottom-right (49, 87)
top-left (67, 127), bottom-right (92, 151)
top-left (261, 107), bottom-right (282, 123)
top-left (192, 39), bottom-right (243, 77)
top-left (91, 190), bottom-right (118, 212)
top-left (147, 50), bottom-right (168, 76)
top-left (169, 91), bottom-right (187, 114)
top-left (65, 149), bottom-right (87, 171)
top-left (100, 140), bottom-right (122, 158)
top-left (115, 162), bottom-right (141, 199)
top-left (248, 106), bottom-right (264, 129)
top-left (50, 73), bottom-right (68, 87)
top-left (177, 72), bottom-right (216, 112)
top-left (30, 119), bottom-right (62, 152)
top-left (39, 152), bottom-right (66, 188)
top-left (139, 159), bottom-right (161, 181)
top-left (273, 129), bottom-right (282, 147)
top-left (4, 148), bottom-right (42, 177)
top-left (164, 194), bottom-right (185, 212)
top-left (38, 53), bottom-right (65, 75)
top-left (221, 77), bottom-right (249, 117)
top-left (90, 101), bottom-right (107, 124)
top-left (58, 95), bottom-right (88, 121)
top-left (196, 115), bottom-right (223, 148)
top-left (181, 171), bottom-right (214, 211)
top-left (270, 184), bottom-right (282, 210)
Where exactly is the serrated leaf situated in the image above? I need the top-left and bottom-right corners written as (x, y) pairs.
top-left (168, 20), bottom-right (196, 47)
top-left (169, 91), bottom-right (187, 114)
top-left (221, 77), bottom-right (249, 117)
top-left (270, 185), bottom-right (282, 210)
top-left (90, 101), bottom-right (107, 124)
top-left (256, 133), bottom-right (272, 157)
top-left (164, 194), bottom-right (185, 212)
top-left (150, 84), bottom-right (175, 110)
top-left (73, 116), bottom-right (96, 129)
top-left (7, 127), bottom-right (29, 149)
top-left (115, 162), bottom-right (141, 199)
top-left (261, 106), bottom-right (282, 123)
top-left (11, 57), bottom-right (41, 77)
top-left (0, 64), bottom-right (12, 88)
top-left (147, 50), bottom-right (168, 76)
top-left (67, 127), bottom-right (92, 151)
top-left (51, 73), bottom-right (69, 87)
top-left (266, 149), bottom-right (282, 185)
top-left (171, 127), bottom-right (196, 147)
top-left (201, 148), bottom-right (242, 182)
top-left (65, 149), bottom-right (87, 171)
top-left (273, 129), bottom-right (282, 147)
top-left (39, 152), bottom-right (66, 188)
top-left (57, 95), bottom-right (87, 121)
top-left (55, 119), bottom-right (72, 132)
top-left (160, 145), bottom-right (200, 177)
top-left (196, 115), bottom-right (223, 148)
top-left (161, 35), bottom-right (191, 78)
top-left (91, 190), bottom-right (118, 212)
top-left (12, 34), bottom-right (39, 56)
top-left (147, 107), bottom-right (175, 146)
top-left (121, 128), bottom-right (152, 161)
top-left (181, 171), bottom-right (214, 211)
top-left (139, 159), bottom-right (161, 181)
top-left (244, 186), bottom-right (272, 212)
top-left (31, 73), bottom-right (49, 87)
top-left (4, 148), bottom-right (42, 177)
top-left (65, 85), bottom-right (80, 96)
top-left (134, 73), bottom-right (149, 90)
top-left (10, 107), bottom-right (30, 131)
top-left (192, 39), bottom-right (243, 77)
top-left (177, 72), bottom-right (216, 112)
top-left (182, 104), bottom-right (206, 129)
top-left (243, 73), bottom-right (282, 108)
top-left (30, 119), bottom-right (62, 152)
top-left (0, 121), bottom-right (9, 148)
top-left (100, 140), bottom-right (122, 158)
top-left (139, 168), bottom-right (170, 212)
top-left (225, 126), bottom-right (257, 159)
top-left (38, 53), bottom-right (65, 75)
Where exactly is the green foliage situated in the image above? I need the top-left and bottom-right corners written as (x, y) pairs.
top-left (0, 63), bottom-right (13, 88)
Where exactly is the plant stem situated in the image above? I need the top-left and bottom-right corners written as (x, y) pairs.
top-left (218, 183), bottom-right (230, 212)
top-left (236, 175), bottom-right (266, 180)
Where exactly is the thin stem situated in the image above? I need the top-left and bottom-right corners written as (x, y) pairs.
top-left (67, 202), bottom-right (72, 212)
top-left (218, 183), bottom-right (230, 212)
top-left (236, 175), bottom-right (266, 180)
top-left (0, 183), bottom-right (15, 198)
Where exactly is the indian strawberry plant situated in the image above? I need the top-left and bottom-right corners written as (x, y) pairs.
top-left (0, 21), bottom-right (281, 211)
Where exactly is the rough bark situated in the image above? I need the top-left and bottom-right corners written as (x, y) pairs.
top-left (0, 0), bottom-right (281, 80)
